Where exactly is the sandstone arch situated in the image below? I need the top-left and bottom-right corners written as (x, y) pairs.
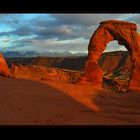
top-left (81, 20), bottom-right (140, 90)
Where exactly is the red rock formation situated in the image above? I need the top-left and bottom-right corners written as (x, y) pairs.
top-left (11, 64), bottom-right (82, 83)
top-left (81, 20), bottom-right (140, 90)
top-left (0, 53), bottom-right (10, 77)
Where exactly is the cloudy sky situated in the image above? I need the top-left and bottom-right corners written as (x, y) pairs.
top-left (0, 14), bottom-right (140, 55)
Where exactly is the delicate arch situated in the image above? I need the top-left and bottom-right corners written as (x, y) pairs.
top-left (80, 20), bottom-right (140, 90)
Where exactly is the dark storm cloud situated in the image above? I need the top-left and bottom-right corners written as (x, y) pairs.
top-left (0, 20), bottom-right (92, 41)
top-left (12, 26), bottom-right (34, 36)
top-left (10, 38), bottom-right (33, 51)
top-left (31, 14), bottom-right (132, 27)
top-left (50, 14), bottom-right (107, 26)
top-left (0, 14), bottom-right (134, 41)
top-left (11, 38), bottom-right (33, 44)
top-left (32, 25), bottom-right (89, 40)
top-left (0, 31), bottom-right (9, 36)
top-left (50, 14), bottom-right (133, 26)
top-left (26, 14), bottom-right (133, 41)
top-left (0, 26), bottom-right (34, 36)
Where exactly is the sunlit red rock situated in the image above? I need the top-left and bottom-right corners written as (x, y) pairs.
top-left (0, 53), bottom-right (10, 77)
top-left (81, 20), bottom-right (140, 90)
top-left (11, 64), bottom-right (82, 83)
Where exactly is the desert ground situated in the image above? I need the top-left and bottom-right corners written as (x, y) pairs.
top-left (0, 75), bottom-right (140, 125)
top-left (0, 51), bottom-right (140, 125)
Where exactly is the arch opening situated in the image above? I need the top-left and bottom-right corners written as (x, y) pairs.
top-left (103, 40), bottom-right (127, 52)
top-left (99, 40), bottom-right (132, 92)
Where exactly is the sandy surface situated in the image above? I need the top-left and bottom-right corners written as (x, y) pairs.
top-left (0, 77), bottom-right (140, 125)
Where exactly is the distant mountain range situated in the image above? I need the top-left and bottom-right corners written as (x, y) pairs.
top-left (2, 51), bottom-right (87, 58)
top-left (2, 51), bottom-right (39, 58)
top-left (5, 51), bottom-right (132, 74)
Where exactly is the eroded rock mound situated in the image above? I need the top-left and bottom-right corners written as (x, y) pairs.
top-left (0, 53), bottom-right (10, 77)
top-left (81, 20), bottom-right (140, 90)
top-left (11, 64), bottom-right (82, 83)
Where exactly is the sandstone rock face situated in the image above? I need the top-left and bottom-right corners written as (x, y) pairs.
top-left (81, 20), bottom-right (140, 90)
top-left (0, 53), bottom-right (10, 77)
top-left (11, 65), bottom-right (82, 83)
